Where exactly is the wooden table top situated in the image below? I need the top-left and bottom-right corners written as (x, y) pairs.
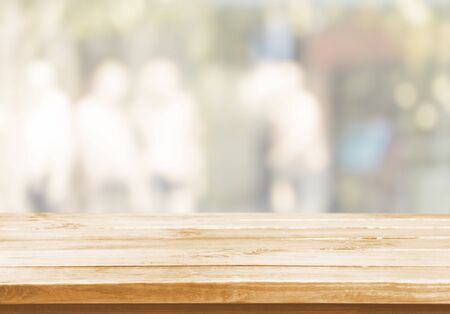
top-left (1, 213), bottom-right (450, 304)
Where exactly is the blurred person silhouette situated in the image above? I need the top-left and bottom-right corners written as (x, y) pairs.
top-left (244, 62), bottom-right (329, 213)
top-left (132, 59), bottom-right (204, 212)
top-left (75, 60), bottom-right (147, 212)
top-left (22, 60), bottom-right (73, 212)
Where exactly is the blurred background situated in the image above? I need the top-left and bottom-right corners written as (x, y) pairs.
top-left (0, 0), bottom-right (449, 213)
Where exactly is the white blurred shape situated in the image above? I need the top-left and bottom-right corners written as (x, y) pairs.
top-left (432, 73), bottom-right (450, 112)
top-left (415, 103), bottom-right (438, 131)
top-left (243, 61), bottom-right (329, 213)
top-left (76, 60), bottom-right (147, 212)
top-left (23, 60), bottom-right (73, 211)
top-left (397, 0), bottom-right (432, 26)
top-left (133, 59), bottom-right (204, 212)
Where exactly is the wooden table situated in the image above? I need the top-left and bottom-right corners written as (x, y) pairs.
top-left (1, 214), bottom-right (450, 313)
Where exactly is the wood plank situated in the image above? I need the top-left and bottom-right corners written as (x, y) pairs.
top-left (3, 227), bottom-right (450, 240)
top-left (2, 304), bottom-right (450, 314)
top-left (2, 266), bottom-right (450, 284)
top-left (1, 214), bottom-right (450, 304)
top-left (2, 237), bottom-right (450, 250)
top-left (2, 282), bottom-right (450, 304)
top-left (3, 213), bottom-right (450, 230)
top-left (2, 248), bottom-right (450, 267)
top-left (3, 214), bottom-right (450, 240)
top-left (3, 214), bottom-right (450, 236)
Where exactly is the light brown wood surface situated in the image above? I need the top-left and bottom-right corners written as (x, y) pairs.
top-left (2, 304), bottom-right (450, 314)
top-left (1, 214), bottom-right (450, 305)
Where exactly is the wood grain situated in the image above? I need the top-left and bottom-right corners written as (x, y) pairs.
top-left (1, 214), bottom-right (450, 304)
top-left (2, 304), bottom-right (450, 314)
